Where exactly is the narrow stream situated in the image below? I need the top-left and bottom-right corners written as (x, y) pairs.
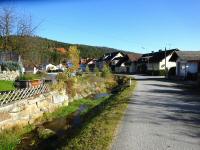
top-left (16, 93), bottom-right (109, 150)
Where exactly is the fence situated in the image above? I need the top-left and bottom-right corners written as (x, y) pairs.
top-left (0, 84), bottom-right (49, 106)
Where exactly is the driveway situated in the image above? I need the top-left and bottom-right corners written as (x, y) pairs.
top-left (112, 75), bottom-right (200, 150)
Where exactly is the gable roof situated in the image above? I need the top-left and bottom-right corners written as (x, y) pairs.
top-left (115, 54), bottom-right (141, 67)
top-left (98, 51), bottom-right (124, 62)
top-left (127, 54), bottom-right (142, 62)
top-left (169, 51), bottom-right (200, 62)
top-left (139, 49), bottom-right (178, 63)
top-left (105, 51), bottom-right (124, 61)
top-left (86, 58), bottom-right (97, 64)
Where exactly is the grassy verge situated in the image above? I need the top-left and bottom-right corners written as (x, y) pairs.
top-left (0, 125), bottom-right (34, 150)
top-left (0, 80), bottom-right (15, 91)
top-left (61, 80), bottom-right (136, 150)
top-left (40, 97), bottom-right (109, 122)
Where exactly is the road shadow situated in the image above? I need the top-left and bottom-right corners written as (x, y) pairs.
top-left (126, 76), bottom-right (200, 142)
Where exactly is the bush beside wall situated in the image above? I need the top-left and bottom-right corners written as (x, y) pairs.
top-left (147, 70), bottom-right (166, 76)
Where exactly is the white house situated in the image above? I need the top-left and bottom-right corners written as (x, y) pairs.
top-left (96, 52), bottom-right (124, 71)
top-left (138, 49), bottom-right (178, 74)
top-left (115, 54), bottom-right (141, 74)
top-left (169, 51), bottom-right (200, 79)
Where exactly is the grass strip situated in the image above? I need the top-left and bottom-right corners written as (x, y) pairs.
top-left (0, 80), bottom-right (15, 91)
top-left (0, 125), bottom-right (34, 150)
top-left (61, 81), bottom-right (136, 150)
top-left (41, 98), bottom-right (108, 121)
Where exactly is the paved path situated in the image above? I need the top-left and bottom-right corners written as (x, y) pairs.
top-left (112, 75), bottom-right (200, 150)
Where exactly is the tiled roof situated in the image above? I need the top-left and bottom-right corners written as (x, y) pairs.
top-left (170, 51), bottom-right (200, 61)
top-left (127, 54), bottom-right (142, 62)
top-left (115, 54), bottom-right (141, 67)
top-left (139, 49), bottom-right (178, 63)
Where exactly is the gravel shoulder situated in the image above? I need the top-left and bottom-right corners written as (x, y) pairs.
top-left (112, 75), bottom-right (200, 150)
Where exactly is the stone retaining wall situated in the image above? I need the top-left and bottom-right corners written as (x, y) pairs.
top-left (0, 81), bottom-right (106, 131)
top-left (0, 70), bottom-right (20, 81)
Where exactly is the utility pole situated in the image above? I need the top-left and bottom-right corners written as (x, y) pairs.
top-left (152, 51), bottom-right (154, 76)
top-left (165, 47), bottom-right (167, 77)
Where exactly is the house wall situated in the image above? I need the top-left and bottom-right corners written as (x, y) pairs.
top-left (176, 60), bottom-right (198, 77)
top-left (159, 54), bottom-right (176, 70)
top-left (129, 63), bottom-right (137, 73)
top-left (115, 63), bottom-right (127, 73)
top-left (115, 66), bottom-right (127, 73)
top-left (147, 54), bottom-right (176, 71)
top-left (96, 61), bottom-right (105, 70)
top-left (147, 63), bottom-right (159, 71)
top-left (111, 60), bottom-right (119, 65)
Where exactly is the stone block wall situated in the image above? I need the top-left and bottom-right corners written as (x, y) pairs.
top-left (0, 92), bottom-right (66, 131)
top-left (0, 81), bottom-right (106, 131)
top-left (0, 70), bottom-right (20, 81)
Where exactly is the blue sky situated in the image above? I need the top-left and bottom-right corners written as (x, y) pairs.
top-left (1, 0), bottom-right (200, 53)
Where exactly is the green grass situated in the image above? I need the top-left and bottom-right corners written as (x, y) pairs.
top-left (42, 97), bottom-right (108, 122)
top-left (0, 80), bottom-right (15, 91)
top-left (0, 125), bottom-right (34, 150)
top-left (61, 81), bottom-right (136, 150)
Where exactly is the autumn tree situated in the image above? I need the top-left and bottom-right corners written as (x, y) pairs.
top-left (66, 46), bottom-right (80, 73)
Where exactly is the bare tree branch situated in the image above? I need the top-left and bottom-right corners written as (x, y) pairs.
top-left (0, 7), bottom-right (15, 50)
top-left (17, 14), bottom-right (44, 36)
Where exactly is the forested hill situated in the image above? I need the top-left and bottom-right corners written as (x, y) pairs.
top-left (0, 36), bottom-right (137, 58)
top-left (0, 36), bottom-right (139, 65)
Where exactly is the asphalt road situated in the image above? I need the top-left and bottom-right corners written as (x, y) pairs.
top-left (112, 75), bottom-right (200, 150)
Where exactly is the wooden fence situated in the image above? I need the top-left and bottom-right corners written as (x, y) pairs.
top-left (0, 84), bottom-right (49, 106)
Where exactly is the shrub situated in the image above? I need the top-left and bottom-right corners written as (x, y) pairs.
top-left (56, 72), bottom-right (68, 82)
top-left (85, 66), bottom-right (90, 73)
top-left (0, 61), bottom-right (20, 71)
top-left (17, 72), bottom-right (46, 80)
top-left (147, 70), bottom-right (166, 76)
top-left (50, 81), bottom-right (65, 91)
top-left (116, 76), bottom-right (129, 85)
top-left (101, 65), bottom-right (112, 78)
top-left (168, 67), bottom-right (176, 76)
top-left (94, 67), bottom-right (100, 77)
top-left (66, 78), bottom-right (75, 97)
